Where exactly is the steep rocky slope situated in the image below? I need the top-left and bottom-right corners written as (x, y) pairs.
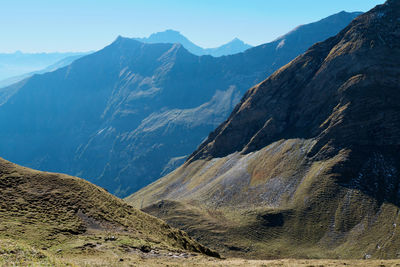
top-left (128, 1), bottom-right (400, 259)
top-left (0, 12), bottom-right (360, 197)
top-left (0, 157), bottom-right (218, 265)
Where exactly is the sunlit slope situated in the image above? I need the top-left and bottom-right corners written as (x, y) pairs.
top-left (128, 0), bottom-right (400, 259)
top-left (0, 157), bottom-right (218, 263)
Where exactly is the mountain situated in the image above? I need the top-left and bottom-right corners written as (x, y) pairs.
top-left (0, 53), bottom-right (89, 88)
top-left (134, 29), bottom-right (252, 56)
top-left (205, 37), bottom-right (253, 57)
top-left (0, 157), bottom-right (218, 265)
top-left (134, 29), bottom-right (206, 55)
top-left (128, 1), bottom-right (400, 259)
top-left (0, 51), bottom-right (88, 81)
top-left (0, 11), bottom-right (361, 197)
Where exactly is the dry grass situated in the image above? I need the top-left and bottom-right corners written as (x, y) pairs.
top-left (2, 241), bottom-right (400, 267)
top-left (0, 156), bottom-right (219, 266)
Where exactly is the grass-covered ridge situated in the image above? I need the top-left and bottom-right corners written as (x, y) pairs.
top-left (0, 157), bottom-right (219, 265)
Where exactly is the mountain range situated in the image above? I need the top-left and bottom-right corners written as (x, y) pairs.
top-left (128, 0), bottom-right (400, 259)
top-left (0, 11), bottom-right (361, 197)
top-left (134, 29), bottom-right (252, 57)
top-left (0, 54), bottom-right (89, 88)
top-left (0, 51), bottom-right (88, 81)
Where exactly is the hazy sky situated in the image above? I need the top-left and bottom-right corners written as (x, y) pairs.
top-left (1, 0), bottom-right (385, 53)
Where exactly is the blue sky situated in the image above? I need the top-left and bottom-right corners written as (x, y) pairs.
top-left (1, 0), bottom-right (385, 53)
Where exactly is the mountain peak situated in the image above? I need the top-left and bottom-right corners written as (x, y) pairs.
top-left (148, 29), bottom-right (186, 40)
top-left (229, 37), bottom-right (245, 44)
top-left (112, 35), bottom-right (134, 43)
top-left (108, 35), bottom-right (145, 51)
top-left (133, 30), bottom-right (252, 57)
top-left (136, 29), bottom-right (190, 44)
top-left (160, 29), bottom-right (181, 34)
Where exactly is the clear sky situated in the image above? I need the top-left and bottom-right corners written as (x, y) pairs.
top-left (1, 0), bottom-right (385, 53)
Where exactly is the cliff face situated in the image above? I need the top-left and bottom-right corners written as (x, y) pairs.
top-left (128, 1), bottom-right (400, 259)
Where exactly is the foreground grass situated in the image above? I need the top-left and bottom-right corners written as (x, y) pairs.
top-left (0, 156), bottom-right (218, 257)
top-left (2, 241), bottom-right (400, 267)
top-left (61, 258), bottom-right (400, 267)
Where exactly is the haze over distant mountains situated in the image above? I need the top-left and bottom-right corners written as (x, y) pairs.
top-left (0, 51), bottom-right (88, 81)
top-left (129, 0), bottom-right (400, 259)
top-left (0, 11), bottom-right (361, 197)
top-left (134, 29), bottom-right (253, 57)
top-left (0, 54), bottom-right (90, 88)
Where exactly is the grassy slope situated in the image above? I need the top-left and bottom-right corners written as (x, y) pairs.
top-left (0, 157), bottom-right (219, 266)
top-left (128, 138), bottom-right (400, 259)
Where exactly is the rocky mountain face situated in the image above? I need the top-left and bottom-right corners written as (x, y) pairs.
top-left (134, 29), bottom-right (252, 57)
top-left (0, 12), bottom-right (360, 197)
top-left (128, 1), bottom-right (400, 259)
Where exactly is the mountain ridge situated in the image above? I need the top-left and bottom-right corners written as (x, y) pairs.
top-left (0, 156), bottom-right (219, 265)
top-left (0, 11), bottom-right (361, 197)
top-left (128, 1), bottom-right (400, 259)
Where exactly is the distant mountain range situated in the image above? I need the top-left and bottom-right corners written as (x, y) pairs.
top-left (134, 29), bottom-right (252, 57)
top-left (128, 0), bottom-right (400, 259)
top-left (0, 51), bottom-right (88, 81)
top-left (0, 11), bottom-right (361, 197)
top-left (0, 54), bottom-right (89, 88)
top-left (0, 30), bottom-right (248, 87)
